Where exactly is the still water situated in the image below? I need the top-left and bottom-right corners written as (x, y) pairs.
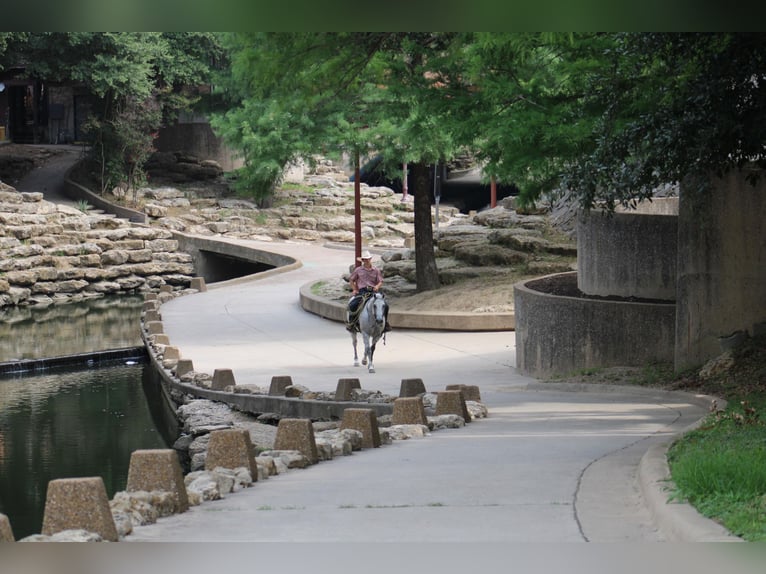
top-left (0, 296), bottom-right (180, 539)
top-left (0, 294), bottom-right (147, 362)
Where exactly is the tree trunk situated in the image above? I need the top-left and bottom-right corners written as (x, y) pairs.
top-left (411, 162), bottom-right (440, 292)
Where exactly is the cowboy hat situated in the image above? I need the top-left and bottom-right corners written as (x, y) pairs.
top-left (357, 250), bottom-right (373, 261)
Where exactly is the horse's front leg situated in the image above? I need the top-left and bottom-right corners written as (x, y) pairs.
top-left (367, 341), bottom-right (376, 373)
top-left (351, 331), bottom-right (360, 367)
top-left (361, 333), bottom-right (369, 366)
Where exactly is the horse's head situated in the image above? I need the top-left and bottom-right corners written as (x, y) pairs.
top-left (371, 292), bottom-right (387, 325)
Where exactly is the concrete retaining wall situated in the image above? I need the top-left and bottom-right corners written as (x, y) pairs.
top-left (514, 272), bottom-right (676, 378)
top-left (63, 165), bottom-right (147, 223)
top-left (143, 332), bottom-right (393, 420)
top-left (299, 282), bottom-right (515, 331)
top-left (155, 122), bottom-right (244, 172)
top-left (172, 233), bottom-right (300, 288)
top-left (675, 170), bottom-right (766, 370)
top-left (577, 198), bottom-right (678, 300)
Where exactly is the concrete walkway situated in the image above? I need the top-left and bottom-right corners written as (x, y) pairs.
top-left (9, 148), bottom-right (736, 545)
top-left (126, 240), bottom-right (736, 543)
top-left (13, 144), bottom-right (83, 208)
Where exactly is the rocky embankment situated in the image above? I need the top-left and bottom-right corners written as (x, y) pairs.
top-left (0, 151), bottom-right (579, 313)
top-left (0, 182), bottom-right (196, 312)
top-left (126, 157), bottom-right (579, 305)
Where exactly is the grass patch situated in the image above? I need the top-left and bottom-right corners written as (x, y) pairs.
top-left (280, 182), bottom-right (314, 194)
top-left (666, 335), bottom-right (766, 541)
top-left (667, 398), bottom-right (766, 540)
top-left (251, 212), bottom-right (269, 225)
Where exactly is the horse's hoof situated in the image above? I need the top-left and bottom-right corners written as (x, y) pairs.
top-left (362, 358), bottom-right (367, 366)
top-left (353, 361), bottom-right (360, 367)
top-left (368, 367), bottom-right (375, 373)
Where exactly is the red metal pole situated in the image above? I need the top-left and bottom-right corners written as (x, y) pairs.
top-left (354, 151), bottom-right (362, 267)
top-left (490, 176), bottom-right (497, 208)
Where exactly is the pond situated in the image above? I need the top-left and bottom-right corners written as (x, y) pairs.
top-left (0, 296), bottom-right (180, 540)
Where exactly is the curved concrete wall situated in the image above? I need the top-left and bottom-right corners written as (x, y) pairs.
top-left (142, 331), bottom-right (393, 421)
top-left (171, 233), bottom-right (301, 288)
top-left (514, 272), bottom-right (676, 378)
top-left (64, 165), bottom-right (148, 223)
top-left (577, 198), bottom-right (678, 300)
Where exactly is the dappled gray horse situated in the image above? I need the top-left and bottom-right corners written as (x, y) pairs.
top-left (351, 292), bottom-right (387, 373)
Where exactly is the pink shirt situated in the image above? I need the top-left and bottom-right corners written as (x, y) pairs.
top-left (350, 265), bottom-right (382, 291)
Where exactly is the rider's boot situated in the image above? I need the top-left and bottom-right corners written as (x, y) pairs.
top-left (345, 311), bottom-right (355, 332)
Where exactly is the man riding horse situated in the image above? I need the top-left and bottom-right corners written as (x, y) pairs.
top-left (346, 250), bottom-right (391, 333)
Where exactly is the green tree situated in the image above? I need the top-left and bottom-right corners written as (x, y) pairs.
top-left (464, 33), bottom-right (766, 210)
top-left (1, 32), bottom-right (224, 199)
top-left (214, 32), bottom-right (483, 291)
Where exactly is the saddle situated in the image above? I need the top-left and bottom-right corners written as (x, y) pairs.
top-left (346, 291), bottom-right (373, 332)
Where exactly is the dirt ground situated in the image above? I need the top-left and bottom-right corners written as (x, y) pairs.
top-left (387, 273), bottom-right (517, 312)
top-left (316, 271), bottom-right (520, 313)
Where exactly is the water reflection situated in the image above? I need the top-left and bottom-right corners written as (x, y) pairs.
top-left (0, 295), bottom-right (145, 362)
top-left (0, 362), bottom-right (176, 540)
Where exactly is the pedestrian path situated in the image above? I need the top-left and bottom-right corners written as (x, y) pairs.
top-left (13, 144), bottom-right (83, 208)
top-left (127, 239), bottom-right (728, 543)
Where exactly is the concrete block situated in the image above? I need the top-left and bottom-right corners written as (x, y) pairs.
top-left (335, 378), bottom-right (361, 401)
top-left (274, 418), bottom-right (318, 464)
top-left (175, 359), bottom-right (194, 378)
top-left (41, 477), bottom-right (118, 541)
top-left (159, 284), bottom-right (173, 294)
top-left (145, 320), bottom-right (164, 335)
top-left (205, 429), bottom-right (259, 480)
top-left (190, 277), bottom-right (207, 292)
top-left (435, 390), bottom-right (472, 422)
top-left (144, 293), bottom-right (158, 302)
top-left (143, 300), bottom-right (159, 312)
top-left (212, 368), bottom-right (236, 390)
top-left (126, 449), bottom-right (189, 513)
top-left (163, 346), bottom-right (181, 361)
top-left (392, 397), bottom-right (428, 425)
top-left (340, 408), bottom-right (381, 448)
top-left (269, 375), bottom-right (293, 396)
top-left (445, 384), bottom-right (481, 402)
top-left (399, 378), bottom-right (426, 397)
top-left (144, 309), bottom-right (161, 323)
top-left (153, 333), bottom-right (170, 346)
top-left (0, 513), bottom-right (14, 542)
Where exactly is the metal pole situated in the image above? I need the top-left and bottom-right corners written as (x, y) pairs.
top-left (401, 162), bottom-right (409, 202)
top-left (491, 176), bottom-right (497, 208)
top-left (433, 164), bottom-right (440, 238)
top-left (354, 150), bottom-right (362, 267)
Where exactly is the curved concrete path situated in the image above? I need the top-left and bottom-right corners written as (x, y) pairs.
top-left (13, 144), bottom-right (83, 207)
top-left (9, 149), bottom-right (734, 543)
top-left (127, 239), bottom-right (736, 543)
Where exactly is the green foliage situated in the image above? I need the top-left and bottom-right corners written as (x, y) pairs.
top-left (84, 94), bottom-right (161, 201)
top-left (465, 33), bottom-right (766, 210)
top-left (668, 397), bottom-right (766, 540)
top-left (1, 32), bottom-right (224, 198)
top-left (74, 200), bottom-right (92, 213)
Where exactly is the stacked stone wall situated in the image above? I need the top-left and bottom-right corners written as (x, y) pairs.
top-left (0, 185), bottom-right (195, 309)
